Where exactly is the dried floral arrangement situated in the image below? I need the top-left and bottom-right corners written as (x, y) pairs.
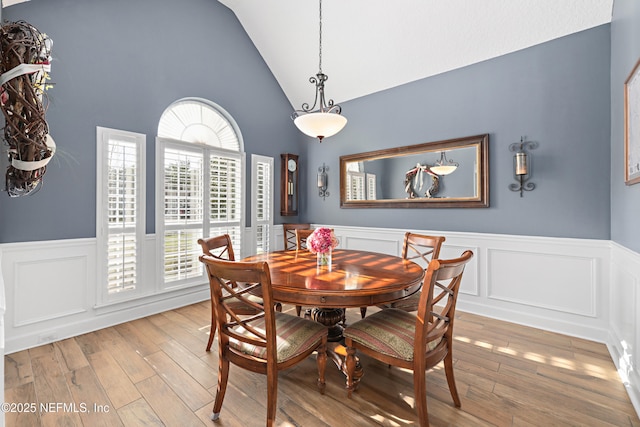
top-left (0, 20), bottom-right (54, 197)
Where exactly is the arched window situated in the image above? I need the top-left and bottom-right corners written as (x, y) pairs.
top-left (156, 98), bottom-right (244, 288)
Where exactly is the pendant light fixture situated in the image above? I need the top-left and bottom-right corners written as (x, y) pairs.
top-left (291, 0), bottom-right (347, 142)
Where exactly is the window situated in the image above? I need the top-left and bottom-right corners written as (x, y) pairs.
top-left (252, 155), bottom-right (274, 254)
top-left (96, 127), bottom-right (146, 303)
top-left (157, 99), bottom-right (244, 289)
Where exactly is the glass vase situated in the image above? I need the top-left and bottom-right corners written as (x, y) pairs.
top-left (316, 248), bottom-right (332, 270)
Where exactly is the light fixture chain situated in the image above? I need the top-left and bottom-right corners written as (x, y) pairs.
top-left (318, 0), bottom-right (323, 73)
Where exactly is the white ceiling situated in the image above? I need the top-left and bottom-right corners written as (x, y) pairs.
top-left (218, 0), bottom-right (613, 110)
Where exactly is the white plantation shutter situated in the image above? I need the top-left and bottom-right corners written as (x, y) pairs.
top-left (347, 172), bottom-right (366, 200)
top-left (157, 99), bottom-right (244, 288)
top-left (97, 127), bottom-right (145, 302)
top-left (252, 155), bottom-right (273, 254)
top-left (366, 173), bottom-right (377, 200)
top-left (162, 147), bottom-right (204, 283)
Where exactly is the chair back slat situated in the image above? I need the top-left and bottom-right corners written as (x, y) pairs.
top-left (198, 234), bottom-right (236, 260)
top-left (402, 232), bottom-right (446, 269)
top-left (282, 223), bottom-right (311, 250)
top-left (416, 251), bottom-right (473, 352)
top-left (295, 229), bottom-right (314, 250)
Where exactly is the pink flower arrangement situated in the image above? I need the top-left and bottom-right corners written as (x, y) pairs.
top-left (307, 227), bottom-right (339, 254)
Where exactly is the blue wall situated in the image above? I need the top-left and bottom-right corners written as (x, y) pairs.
top-left (0, 0), bottom-right (302, 243)
top-left (611, 0), bottom-right (640, 253)
top-left (0, 2), bottom-right (617, 243)
top-left (303, 25), bottom-right (612, 240)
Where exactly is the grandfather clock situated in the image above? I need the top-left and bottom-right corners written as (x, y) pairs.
top-left (280, 153), bottom-right (299, 216)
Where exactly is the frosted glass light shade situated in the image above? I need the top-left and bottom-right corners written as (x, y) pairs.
top-left (430, 165), bottom-right (457, 175)
top-left (294, 112), bottom-right (347, 140)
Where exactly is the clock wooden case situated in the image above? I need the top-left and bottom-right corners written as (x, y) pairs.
top-left (280, 153), bottom-right (299, 216)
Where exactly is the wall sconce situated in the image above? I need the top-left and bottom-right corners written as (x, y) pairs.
top-left (318, 163), bottom-right (329, 200)
top-left (509, 137), bottom-right (538, 197)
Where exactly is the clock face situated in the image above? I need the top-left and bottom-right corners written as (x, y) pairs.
top-left (288, 158), bottom-right (297, 172)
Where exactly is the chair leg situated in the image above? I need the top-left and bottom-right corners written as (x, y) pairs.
top-left (266, 367), bottom-right (278, 427)
top-left (212, 356), bottom-right (230, 419)
top-left (444, 350), bottom-right (461, 407)
top-left (275, 302), bottom-right (282, 312)
top-left (360, 306), bottom-right (367, 318)
top-left (296, 305), bottom-right (302, 316)
top-left (413, 367), bottom-right (429, 427)
top-left (206, 313), bottom-right (216, 352)
top-left (316, 337), bottom-right (327, 394)
top-left (345, 342), bottom-right (357, 397)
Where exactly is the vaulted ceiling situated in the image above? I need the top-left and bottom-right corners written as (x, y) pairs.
top-left (218, 0), bottom-right (613, 109)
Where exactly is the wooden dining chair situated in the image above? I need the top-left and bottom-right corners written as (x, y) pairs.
top-left (376, 233), bottom-right (446, 312)
top-left (282, 223), bottom-right (311, 250)
top-left (295, 228), bottom-right (315, 250)
top-left (197, 234), bottom-right (277, 352)
top-left (200, 256), bottom-right (328, 426)
top-left (343, 250), bottom-right (473, 427)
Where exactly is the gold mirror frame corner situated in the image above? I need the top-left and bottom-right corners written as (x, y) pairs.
top-left (339, 134), bottom-right (490, 209)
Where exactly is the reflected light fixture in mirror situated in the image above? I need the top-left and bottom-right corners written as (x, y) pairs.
top-left (509, 136), bottom-right (538, 197)
top-left (430, 151), bottom-right (459, 175)
top-left (291, 0), bottom-right (347, 142)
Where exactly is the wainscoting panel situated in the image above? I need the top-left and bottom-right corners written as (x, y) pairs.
top-left (13, 255), bottom-right (87, 326)
top-left (609, 242), bottom-right (640, 416)
top-left (487, 249), bottom-right (597, 317)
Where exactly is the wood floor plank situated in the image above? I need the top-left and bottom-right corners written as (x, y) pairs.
top-left (116, 398), bottom-right (164, 426)
top-left (86, 350), bottom-right (141, 409)
top-left (91, 326), bottom-right (156, 384)
top-left (4, 350), bottom-right (33, 389)
top-left (65, 366), bottom-right (123, 427)
top-left (135, 374), bottom-right (206, 427)
top-left (54, 338), bottom-right (90, 373)
top-left (29, 345), bottom-right (84, 427)
top-left (143, 350), bottom-right (213, 411)
top-left (157, 339), bottom-right (218, 389)
top-left (4, 382), bottom-right (42, 427)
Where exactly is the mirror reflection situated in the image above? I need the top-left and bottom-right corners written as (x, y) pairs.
top-left (340, 134), bottom-right (489, 208)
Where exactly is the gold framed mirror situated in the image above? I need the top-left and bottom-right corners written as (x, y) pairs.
top-left (340, 134), bottom-right (489, 208)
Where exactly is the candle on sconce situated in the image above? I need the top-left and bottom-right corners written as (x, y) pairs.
top-left (515, 152), bottom-right (528, 176)
top-left (317, 173), bottom-right (324, 188)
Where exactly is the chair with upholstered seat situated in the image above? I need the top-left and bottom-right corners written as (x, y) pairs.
top-left (198, 234), bottom-right (277, 351)
top-left (359, 233), bottom-right (445, 319)
top-left (282, 223), bottom-right (311, 250)
top-left (343, 250), bottom-right (474, 427)
top-left (199, 256), bottom-right (328, 426)
top-left (377, 233), bottom-right (446, 312)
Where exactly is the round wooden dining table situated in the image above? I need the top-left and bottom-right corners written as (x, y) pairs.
top-left (242, 248), bottom-right (425, 382)
top-left (242, 248), bottom-right (425, 311)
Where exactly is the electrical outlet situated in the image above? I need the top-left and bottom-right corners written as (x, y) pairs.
top-left (37, 332), bottom-right (58, 344)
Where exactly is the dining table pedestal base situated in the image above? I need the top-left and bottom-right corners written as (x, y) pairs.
top-left (312, 307), bottom-right (344, 342)
top-left (312, 307), bottom-right (363, 386)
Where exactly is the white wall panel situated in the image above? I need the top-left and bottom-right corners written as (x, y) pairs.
top-left (487, 249), bottom-right (597, 316)
top-left (14, 256), bottom-right (87, 326)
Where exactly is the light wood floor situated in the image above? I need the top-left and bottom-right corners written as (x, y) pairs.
top-left (5, 302), bottom-right (640, 427)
